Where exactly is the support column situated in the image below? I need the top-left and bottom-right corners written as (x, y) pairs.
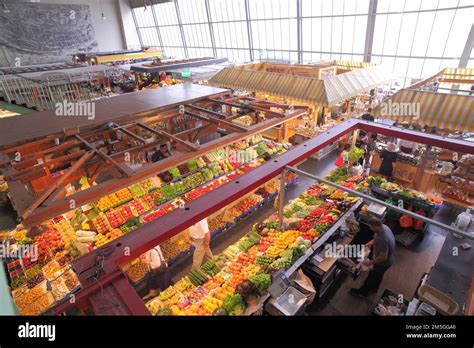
top-left (363, 0), bottom-right (377, 63)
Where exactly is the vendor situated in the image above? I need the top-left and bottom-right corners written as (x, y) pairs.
top-left (379, 142), bottom-right (398, 179)
top-left (141, 245), bottom-right (170, 301)
top-left (150, 144), bottom-right (171, 163)
top-left (350, 217), bottom-right (395, 297)
top-left (397, 125), bottom-right (418, 154)
top-left (189, 218), bottom-right (213, 269)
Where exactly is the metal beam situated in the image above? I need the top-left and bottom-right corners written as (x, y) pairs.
top-left (174, 0), bottom-right (189, 58)
top-left (244, 0), bottom-right (254, 61)
top-left (296, 0), bottom-right (303, 64)
top-left (363, 0), bottom-right (377, 62)
top-left (150, 4), bottom-right (165, 52)
top-left (459, 24), bottom-right (474, 68)
top-left (204, 0), bottom-right (218, 58)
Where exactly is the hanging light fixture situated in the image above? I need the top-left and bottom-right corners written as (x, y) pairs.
top-left (2, 1), bottom-right (10, 14)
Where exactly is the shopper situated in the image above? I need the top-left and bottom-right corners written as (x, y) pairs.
top-left (190, 218), bottom-right (213, 269)
top-left (335, 143), bottom-right (351, 167)
top-left (350, 217), bottom-right (395, 297)
top-left (150, 143), bottom-right (171, 163)
top-left (141, 245), bottom-right (171, 300)
top-left (360, 108), bottom-right (375, 121)
top-left (378, 142), bottom-right (398, 179)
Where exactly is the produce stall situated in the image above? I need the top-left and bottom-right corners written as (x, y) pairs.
top-left (0, 85), bottom-right (309, 315)
top-left (374, 67), bottom-right (473, 133)
top-left (369, 141), bottom-right (473, 207)
top-left (132, 57), bottom-right (228, 90)
top-left (209, 60), bottom-right (394, 130)
top-left (36, 118), bottom-right (472, 316)
top-left (74, 48), bottom-right (162, 67)
top-left (0, 64), bottom-right (136, 111)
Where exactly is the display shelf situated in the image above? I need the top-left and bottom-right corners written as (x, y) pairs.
top-left (165, 179), bottom-right (297, 268)
top-left (252, 200), bottom-right (363, 312)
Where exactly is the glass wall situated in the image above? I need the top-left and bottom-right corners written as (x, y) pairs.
top-left (132, 0), bottom-right (474, 85)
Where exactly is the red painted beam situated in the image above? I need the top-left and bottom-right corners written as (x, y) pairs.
top-left (357, 120), bottom-right (474, 154)
top-left (46, 118), bottom-right (356, 315)
top-left (50, 118), bottom-right (474, 315)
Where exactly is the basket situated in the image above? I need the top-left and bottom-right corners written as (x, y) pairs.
top-left (418, 284), bottom-right (459, 315)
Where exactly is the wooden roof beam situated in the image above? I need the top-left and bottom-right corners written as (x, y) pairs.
top-left (21, 151), bottom-right (95, 220)
top-left (207, 98), bottom-right (253, 110)
top-left (74, 135), bottom-right (133, 177)
top-left (184, 104), bottom-right (228, 119)
top-left (184, 110), bottom-right (247, 132)
top-left (136, 122), bottom-right (199, 151)
top-left (111, 123), bottom-right (146, 143)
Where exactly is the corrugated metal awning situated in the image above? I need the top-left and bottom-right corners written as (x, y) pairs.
top-left (375, 89), bottom-right (474, 132)
top-left (210, 65), bottom-right (392, 106)
top-left (210, 68), bottom-right (328, 105)
top-left (324, 65), bottom-right (394, 105)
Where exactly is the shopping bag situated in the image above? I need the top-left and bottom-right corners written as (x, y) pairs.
top-left (292, 270), bottom-right (316, 305)
top-left (335, 156), bottom-right (344, 167)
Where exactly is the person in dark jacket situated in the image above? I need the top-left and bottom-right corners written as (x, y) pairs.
top-left (379, 142), bottom-right (398, 178)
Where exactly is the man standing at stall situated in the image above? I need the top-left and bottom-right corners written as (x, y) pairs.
top-left (190, 218), bottom-right (213, 269)
top-left (350, 217), bottom-right (395, 297)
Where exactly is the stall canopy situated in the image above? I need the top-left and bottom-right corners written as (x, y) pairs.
top-left (209, 62), bottom-right (393, 106)
top-left (375, 68), bottom-right (474, 132)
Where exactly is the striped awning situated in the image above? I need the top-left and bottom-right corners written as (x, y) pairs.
top-left (375, 89), bottom-right (474, 132)
top-left (210, 65), bottom-right (392, 106)
top-left (439, 67), bottom-right (474, 85)
top-left (209, 68), bottom-right (327, 105)
top-left (324, 65), bottom-right (394, 105)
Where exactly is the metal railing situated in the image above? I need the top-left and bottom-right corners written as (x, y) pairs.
top-left (0, 66), bottom-right (132, 111)
top-left (278, 165), bottom-right (473, 239)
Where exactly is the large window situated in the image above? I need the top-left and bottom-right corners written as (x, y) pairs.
top-left (132, 0), bottom-right (474, 85)
top-left (371, 0), bottom-right (474, 85)
top-left (301, 0), bottom-right (369, 62)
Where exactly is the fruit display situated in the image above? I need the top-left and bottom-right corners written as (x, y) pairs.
top-left (106, 208), bottom-right (125, 228)
top-left (160, 230), bottom-right (191, 261)
top-left (4, 135), bottom-right (295, 316)
top-left (129, 183), bottom-right (147, 198)
top-left (34, 228), bottom-right (63, 260)
top-left (91, 215), bottom-right (111, 235)
top-left (169, 167), bottom-right (181, 180)
top-left (125, 261), bottom-right (149, 283)
top-left (115, 188), bottom-right (133, 202)
top-left (96, 193), bottom-right (120, 211)
top-left (140, 178), bottom-right (156, 192)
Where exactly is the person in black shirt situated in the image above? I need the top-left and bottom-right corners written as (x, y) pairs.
top-left (361, 108), bottom-right (375, 121)
top-left (150, 144), bottom-right (171, 163)
top-left (379, 142), bottom-right (398, 178)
